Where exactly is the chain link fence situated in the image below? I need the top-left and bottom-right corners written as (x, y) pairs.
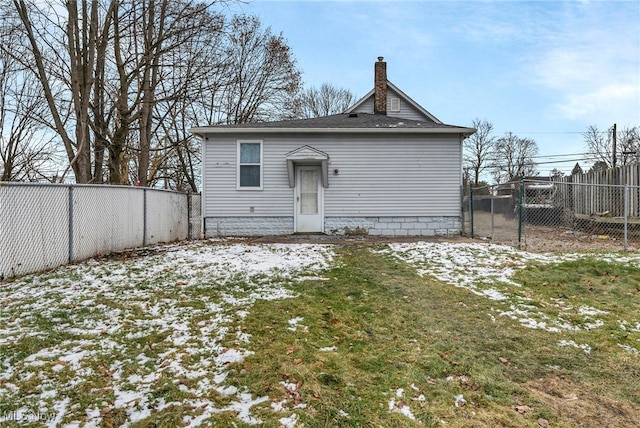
top-left (1, 183), bottom-right (202, 279)
top-left (462, 178), bottom-right (640, 252)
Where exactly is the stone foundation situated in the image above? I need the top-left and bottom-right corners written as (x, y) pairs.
top-left (205, 217), bottom-right (293, 237)
top-left (205, 216), bottom-right (460, 237)
top-left (325, 216), bottom-right (460, 236)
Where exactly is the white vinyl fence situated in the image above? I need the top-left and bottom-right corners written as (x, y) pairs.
top-left (0, 183), bottom-right (201, 279)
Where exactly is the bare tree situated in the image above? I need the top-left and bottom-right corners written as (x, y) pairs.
top-left (618, 125), bottom-right (640, 165)
top-left (583, 125), bottom-right (611, 169)
top-left (463, 118), bottom-right (495, 186)
top-left (491, 132), bottom-right (539, 183)
top-left (0, 27), bottom-right (54, 181)
top-left (133, 0), bottom-right (212, 186)
top-left (143, 5), bottom-right (226, 191)
top-left (90, 1), bottom-right (116, 183)
top-left (151, 13), bottom-right (302, 191)
top-left (583, 124), bottom-right (639, 170)
top-left (106, 7), bottom-right (298, 187)
top-left (2, 2), bottom-right (302, 188)
top-left (4, 0), bottom-right (217, 185)
top-left (145, 12), bottom-right (302, 190)
top-left (6, 0), bottom-right (112, 183)
top-left (220, 15), bottom-right (301, 124)
top-left (103, 0), bottom-right (215, 186)
top-left (295, 83), bottom-right (357, 119)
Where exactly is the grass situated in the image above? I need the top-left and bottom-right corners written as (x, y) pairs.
top-left (0, 240), bottom-right (638, 427)
top-left (226, 245), bottom-right (640, 427)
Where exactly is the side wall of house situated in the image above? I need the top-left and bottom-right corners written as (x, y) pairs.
top-left (202, 133), bottom-right (462, 236)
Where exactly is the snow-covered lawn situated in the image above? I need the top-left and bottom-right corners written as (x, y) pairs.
top-left (380, 241), bottom-right (640, 339)
top-left (0, 240), bottom-right (334, 427)
top-left (1, 239), bottom-right (638, 426)
top-left (377, 242), bottom-right (640, 423)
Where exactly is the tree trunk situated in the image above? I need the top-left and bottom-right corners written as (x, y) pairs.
top-left (137, 0), bottom-right (167, 187)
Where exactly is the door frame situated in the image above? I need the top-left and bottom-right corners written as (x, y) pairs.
top-left (294, 165), bottom-right (324, 233)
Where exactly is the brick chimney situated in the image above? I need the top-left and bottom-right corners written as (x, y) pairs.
top-left (374, 56), bottom-right (387, 115)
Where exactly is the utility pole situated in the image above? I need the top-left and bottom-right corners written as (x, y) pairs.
top-left (612, 123), bottom-right (617, 169)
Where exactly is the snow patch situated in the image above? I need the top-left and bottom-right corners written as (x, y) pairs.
top-left (279, 413), bottom-right (299, 428)
top-left (558, 340), bottom-right (592, 354)
top-left (618, 344), bottom-right (639, 354)
top-left (287, 317), bottom-right (306, 332)
top-left (388, 388), bottom-right (417, 420)
top-left (454, 394), bottom-right (467, 407)
top-left (319, 346), bottom-right (337, 352)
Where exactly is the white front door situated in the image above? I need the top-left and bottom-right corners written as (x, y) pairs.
top-left (295, 166), bottom-right (324, 233)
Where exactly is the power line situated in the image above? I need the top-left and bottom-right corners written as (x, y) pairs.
top-left (488, 156), bottom-right (602, 169)
top-left (530, 158), bottom-right (598, 166)
top-left (529, 152), bottom-right (598, 159)
top-left (485, 154), bottom-right (599, 163)
top-left (493, 131), bottom-right (587, 135)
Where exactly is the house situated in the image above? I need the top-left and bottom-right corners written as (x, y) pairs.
top-left (190, 57), bottom-right (476, 237)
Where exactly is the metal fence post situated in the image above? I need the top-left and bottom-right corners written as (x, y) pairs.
top-left (143, 188), bottom-right (148, 246)
top-left (469, 184), bottom-right (474, 238)
top-left (460, 185), bottom-right (465, 236)
top-left (624, 184), bottom-right (628, 251)
top-left (187, 192), bottom-right (192, 240)
top-left (68, 185), bottom-right (74, 263)
top-left (490, 191), bottom-right (495, 241)
top-left (517, 177), bottom-right (523, 250)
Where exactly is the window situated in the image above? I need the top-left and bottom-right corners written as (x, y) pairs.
top-left (390, 98), bottom-right (401, 112)
top-left (237, 140), bottom-right (263, 189)
top-left (300, 169), bottom-right (319, 214)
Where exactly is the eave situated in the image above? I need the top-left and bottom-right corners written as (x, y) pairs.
top-left (190, 126), bottom-right (476, 136)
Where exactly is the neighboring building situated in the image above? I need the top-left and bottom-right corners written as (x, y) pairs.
top-left (191, 57), bottom-right (475, 237)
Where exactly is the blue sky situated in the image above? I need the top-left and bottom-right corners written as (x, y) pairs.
top-left (230, 0), bottom-right (640, 177)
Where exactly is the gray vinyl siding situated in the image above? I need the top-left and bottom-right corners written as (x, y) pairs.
top-left (351, 97), bottom-right (375, 114)
top-left (203, 133), bottom-right (462, 218)
top-left (324, 136), bottom-right (461, 216)
top-left (351, 88), bottom-right (431, 122)
top-left (203, 135), bottom-right (293, 217)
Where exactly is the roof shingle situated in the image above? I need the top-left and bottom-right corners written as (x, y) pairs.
top-left (208, 113), bottom-right (464, 130)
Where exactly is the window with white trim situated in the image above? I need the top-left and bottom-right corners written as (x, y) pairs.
top-left (390, 98), bottom-right (401, 112)
top-left (237, 140), bottom-right (263, 189)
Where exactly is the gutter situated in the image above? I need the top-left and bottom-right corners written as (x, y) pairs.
top-left (190, 126), bottom-right (476, 137)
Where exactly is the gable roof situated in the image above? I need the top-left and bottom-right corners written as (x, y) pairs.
top-left (190, 58), bottom-right (476, 138)
top-left (190, 113), bottom-right (474, 136)
top-left (346, 80), bottom-right (443, 124)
